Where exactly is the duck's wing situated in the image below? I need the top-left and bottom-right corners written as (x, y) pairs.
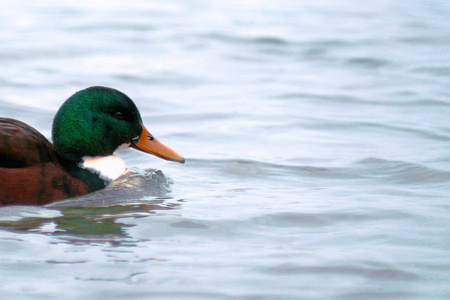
top-left (0, 118), bottom-right (57, 168)
top-left (0, 118), bottom-right (91, 205)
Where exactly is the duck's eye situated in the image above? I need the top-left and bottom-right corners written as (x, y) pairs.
top-left (114, 112), bottom-right (124, 120)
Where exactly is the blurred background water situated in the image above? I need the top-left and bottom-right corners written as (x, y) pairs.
top-left (0, 0), bottom-right (449, 299)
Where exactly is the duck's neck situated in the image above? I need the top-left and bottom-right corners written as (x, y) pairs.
top-left (55, 154), bottom-right (106, 193)
top-left (55, 153), bottom-right (127, 193)
top-left (79, 155), bottom-right (127, 183)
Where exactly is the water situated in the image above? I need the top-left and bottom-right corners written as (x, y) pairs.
top-left (1, 0), bottom-right (449, 298)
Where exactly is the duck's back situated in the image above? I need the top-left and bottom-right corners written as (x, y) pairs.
top-left (0, 118), bottom-right (90, 205)
top-left (0, 118), bottom-right (56, 168)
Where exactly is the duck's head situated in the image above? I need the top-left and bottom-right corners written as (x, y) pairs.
top-left (52, 86), bottom-right (184, 164)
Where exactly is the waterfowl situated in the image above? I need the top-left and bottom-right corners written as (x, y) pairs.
top-left (0, 86), bottom-right (184, 206)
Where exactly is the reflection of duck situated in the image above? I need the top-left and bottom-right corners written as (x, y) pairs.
top-left (0, 86), bottom-right (184, 206)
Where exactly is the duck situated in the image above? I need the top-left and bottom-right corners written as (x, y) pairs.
top-left (0, 86), bottom-right (184, 206)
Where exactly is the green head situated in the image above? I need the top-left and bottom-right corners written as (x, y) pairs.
top-left (52, 86), bottom-right (143, 163)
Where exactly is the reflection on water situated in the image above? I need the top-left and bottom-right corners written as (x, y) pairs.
top-left (0, 200), bottom-right (183, 236)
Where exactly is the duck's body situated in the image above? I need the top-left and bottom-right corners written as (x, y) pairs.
top-left (0, 118), bottom-right (90, 205)
top-left (0, 86), bottom-right (184, 206)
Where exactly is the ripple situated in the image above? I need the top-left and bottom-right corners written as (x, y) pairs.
top-left (412, 66), bottom-right (450, 78)
top-left (262, 262), bottom-right (419, 281)
top-left (354, 158), bottom-right (450, 184)
top-left (200, 33), bottom-right (290, 46)
top-left (170, 220), bottom-right (209, 229)
top-left (187, 158), bottom-right (360, 180)
top-left (345, 57), bottom-right (389, 69)
top-left (272, 93), bottom-right (450, 108)
top-left (304, 121), bottom-right (450, 142)
top-left (253, 209), bottom-right (419, 228)
top-left (188, 157), bottom-right (450, 188)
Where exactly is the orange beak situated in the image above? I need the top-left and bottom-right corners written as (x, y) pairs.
top-left (131, 124), bottom-right (185, 163)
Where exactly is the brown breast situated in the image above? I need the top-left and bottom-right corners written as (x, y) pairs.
top-left (0, 163), bottom-right (90, 205)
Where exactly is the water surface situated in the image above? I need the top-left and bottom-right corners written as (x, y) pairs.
top-left (0, 0), bottom-right (449, 299)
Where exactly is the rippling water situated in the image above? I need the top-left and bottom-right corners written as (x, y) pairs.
top-left (1, 0), bottom-right (450, 299)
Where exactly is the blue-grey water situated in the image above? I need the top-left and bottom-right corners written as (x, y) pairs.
top-left (1, 0), bottom-right (449, 299)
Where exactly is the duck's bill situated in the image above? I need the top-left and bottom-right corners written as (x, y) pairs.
top-left (131, 125), bottom-right (185, 164)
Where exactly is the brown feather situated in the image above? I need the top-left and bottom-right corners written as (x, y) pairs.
top-left (0, 118), bottom-right (90, 205)
top-left (0, 118), bottom-right (57, 168)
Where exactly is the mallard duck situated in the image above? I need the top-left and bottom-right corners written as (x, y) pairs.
top-left (0, 86), bottom-right (184, 206)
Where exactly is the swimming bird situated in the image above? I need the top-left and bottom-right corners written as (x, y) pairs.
top-left (0, 86), bottom-right (184, 206)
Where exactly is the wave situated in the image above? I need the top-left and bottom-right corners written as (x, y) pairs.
top-left (186, 157), bottom-right (450, 186)
top-left (253, 209), bottom-right (419, 228)
top-left (200, 33), bottom-right (290, 46)
top-left (352, 158), bottom-right (450, 185)
top-left (272, 92), bottom-right (450, 108)
top-left (186, 158), bottom-right (360, 181)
